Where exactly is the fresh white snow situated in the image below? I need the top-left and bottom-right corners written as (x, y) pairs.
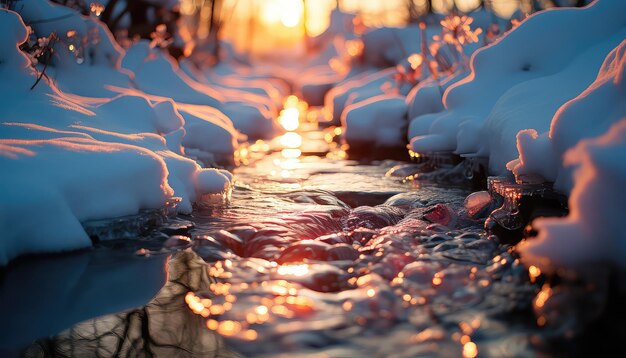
top-left (0, 4), bottom-right (280, 265)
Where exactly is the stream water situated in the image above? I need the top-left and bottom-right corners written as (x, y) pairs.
top-left (0, 109), bottom-right (620, 358)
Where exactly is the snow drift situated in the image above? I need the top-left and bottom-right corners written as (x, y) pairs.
top-left (409, 0), bottom-right (626, 176)
top-left (0, 8), bottom-right (234, 265)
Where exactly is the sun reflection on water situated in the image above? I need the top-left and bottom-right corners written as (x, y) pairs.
top-left (185, 260), bottom-right (321, 343)
top-left (281, 148), bottom-right (302, 159)
top-left (279, 132), bottom-right (303, 148)
top-left (276, 263), bottom-right (309, 277)
top-left (279, 108), bottom-right (300, 131)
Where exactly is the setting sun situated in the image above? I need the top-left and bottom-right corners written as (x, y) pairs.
top-left (260, 0), bottom-right (303, 28)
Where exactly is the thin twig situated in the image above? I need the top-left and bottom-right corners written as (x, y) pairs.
top-left (31, 33), bottom-right (57, 90)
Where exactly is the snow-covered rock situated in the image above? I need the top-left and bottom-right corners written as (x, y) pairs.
top-left (325, 68), bottom-right (394, 125)
top-left (478, 29), bottom-right (625, 173)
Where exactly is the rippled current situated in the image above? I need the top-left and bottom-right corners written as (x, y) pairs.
top-left (1, 123), bottom-right (620, 358)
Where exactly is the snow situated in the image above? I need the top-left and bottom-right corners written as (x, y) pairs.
top-left (325, 68), bottom-right (388, 125)
top-left (408, 0), bottom-right (626, 176)
top-left (341, 94), bottom-right (407, 147)
top-left (518, 118), bottom-right (626, 271)
top-left (329, 10), bottom-right (492, 149)
top-left (0, 6), bottom-right (247, 265)
top-left (478, 31), bottom-right (624, 173)
top-left (509, 39), bottom-right (626, 192)
top-left (121, 40), bottom-right (277, 139)
top-left (507, 39), bottom-right (626, 271)
top-left (361, 25), bottom-right (421, 68)
top-left (0, 135), bottom-right (173, 265)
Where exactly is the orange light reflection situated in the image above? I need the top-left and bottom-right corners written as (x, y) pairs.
top-left (281, 148), bottom-right (302, 159)
top-left (279, 108), bottom-right (300, 131)
top-left (279, 132), bottom-right (303, 148)
top-left (276, 264), bottom-right (309, 277)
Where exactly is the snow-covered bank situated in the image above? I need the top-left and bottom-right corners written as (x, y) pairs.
top-left (509, 39), bottom-right (626, 193)
top-left (326, 10), bottom-right (495, 151)
top-left (520, 119), bottom-right (626, 271)
top-left (0, 4), bottom-right (277, 265)
top-left (120, 41), bottom-right (278, 140)
top-left (408, 0), bottom-right (626, 174)
top-left (512, 40), bottom-right (626, 271)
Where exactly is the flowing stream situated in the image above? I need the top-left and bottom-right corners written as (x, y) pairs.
top-left (0, 108), bottom-right (614, 358)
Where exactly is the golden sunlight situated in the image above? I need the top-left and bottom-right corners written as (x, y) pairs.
top-left (260, 0), bottom-right (304, 28)
top-left (276, 263), bottom-right (309, 276)
top-left (279, 108), bottom-right (300, 131)
top-left (278, 95), bottom-right (304, 131)
top-left (462, 341), bottom-right (478, 358)
top-left (279, 132), bottom-right (303, 148)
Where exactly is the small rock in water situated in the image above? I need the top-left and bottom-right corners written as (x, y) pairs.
top-left (135, 248), bottom-right (151, 256)
top-left (464, 191), bottom-right (494, 218)
top-left (163, 235), bottom-right (192, 250)
top-left (384, 163), bottom-right (422, 178)
top-left (384, 192), bottom-right (427, 210)
top-left (160, 219), bottom-right (195, 236)
top-left (423, 204), bottom-right (457, 227)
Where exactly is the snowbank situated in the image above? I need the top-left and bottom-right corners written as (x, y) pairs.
top-left (361, 25), bottom-right (421, 68)
top-left (409, 0), bottom-right (626, 175)
top-left (12, 0), bottom-right (240, 166)
top-left (180, 58), bottom-right (284, 110)
top-left (341, 94), bottom-right (407, 147)
top-left (0, 8), bottom-right (233, 264)
top-left (0, 136), bottom-right (173, 266)
top-left (17, 0), bottom-right (132, 97)
top-left (518, 118), bottom-right (626, 271)
top-left (509, 39), bottom-right (626, 271)
top-left (509, 39), bottom-right (626, 193)
top-left (121, 41), bottom-right (277, 139)
top-left (292, 10), bottom-right (361, 106)
top-left (477, 29), bottom-right (625, 173)
top-left (324, 68), bottom-right (387, 125)
top-left (330, 10), bottom-right (492, 149)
